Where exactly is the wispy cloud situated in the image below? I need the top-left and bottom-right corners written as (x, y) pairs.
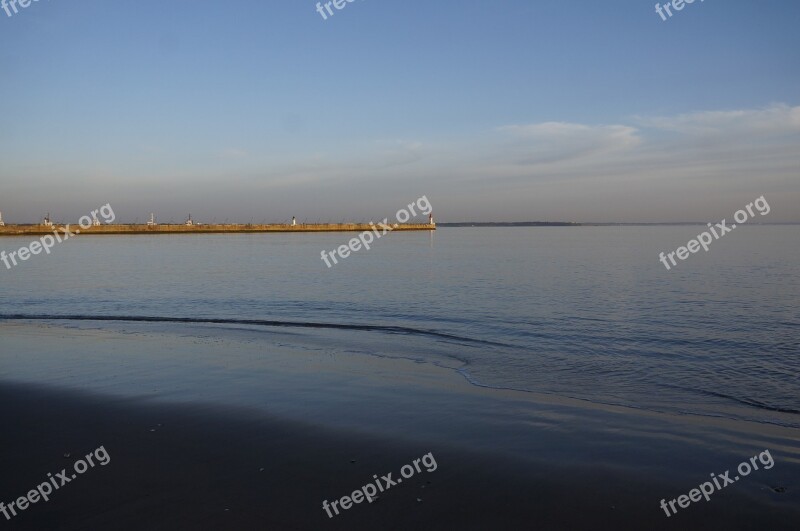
top-left (202, 104), bottom-right (800, 221)
top-left (4, 105), bottom-right (798, 223)
top-left (634, 104), bottom-right (800, 136)
top-left (496, 122), bottom-right (641, 165)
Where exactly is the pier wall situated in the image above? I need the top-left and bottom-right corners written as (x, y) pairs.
top-left (0, 223), bottom-right (436, 236)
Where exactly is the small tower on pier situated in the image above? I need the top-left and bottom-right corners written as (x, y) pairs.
top-left (0, 211), bottom-right (5, 226)
top-left (147, 213), bottom-right (156, 226)
top-left (43, 213), bottom-right (53, 227)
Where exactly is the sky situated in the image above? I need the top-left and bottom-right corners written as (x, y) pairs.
top-left (1, 0), bottom-right (798, 223)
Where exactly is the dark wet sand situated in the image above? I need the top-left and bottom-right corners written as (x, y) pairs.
top-left (1, 381), bottom-right (798, 531)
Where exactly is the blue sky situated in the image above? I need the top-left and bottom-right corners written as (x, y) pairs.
top-left (1, 0), bottom-right (798, 222)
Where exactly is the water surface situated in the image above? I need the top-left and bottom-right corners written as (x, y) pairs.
top-left (1, 226), bottom-right (798, 427)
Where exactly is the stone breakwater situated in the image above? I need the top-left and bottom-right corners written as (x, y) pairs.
top-left (0, 223), bottom-right (436, 236)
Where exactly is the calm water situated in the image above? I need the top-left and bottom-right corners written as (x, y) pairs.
top-left (1, 226), bottom-right (798, 427)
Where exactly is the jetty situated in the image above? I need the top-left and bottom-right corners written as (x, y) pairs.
top-left (0, 222), bottom-right (435, 236)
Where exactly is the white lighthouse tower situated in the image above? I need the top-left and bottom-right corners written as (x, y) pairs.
top-left (0, 211), bottom-right (4, 226)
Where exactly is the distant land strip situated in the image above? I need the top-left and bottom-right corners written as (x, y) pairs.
top-left (438, 222), bottom-right (580, 227)
top-left (0, 223), bottom-right (435, 236)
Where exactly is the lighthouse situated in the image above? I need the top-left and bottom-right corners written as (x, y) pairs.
top-left (0, 211), bottom-right (4, 226)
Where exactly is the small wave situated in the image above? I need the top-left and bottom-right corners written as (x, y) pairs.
top-left (0, 313), bottom-right (514, 349)
top-left (661, 383), bottom-right (800, 415)
top-left (458, 370), bottom-right (800, 428)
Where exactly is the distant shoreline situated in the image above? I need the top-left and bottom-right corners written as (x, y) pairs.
top-left (438, 222), bottom-right (797, 227)
top-left (438, 222), bottom-right (579, 227)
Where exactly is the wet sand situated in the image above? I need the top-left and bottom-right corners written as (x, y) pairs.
top-left (0, 323), bottom-right (798, 530)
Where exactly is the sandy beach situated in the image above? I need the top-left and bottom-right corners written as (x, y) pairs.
top-left (1, 322), bottom-right (797, 530)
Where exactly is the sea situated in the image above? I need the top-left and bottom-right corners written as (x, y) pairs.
top-left (1, 226), bottom-right (798, 428)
